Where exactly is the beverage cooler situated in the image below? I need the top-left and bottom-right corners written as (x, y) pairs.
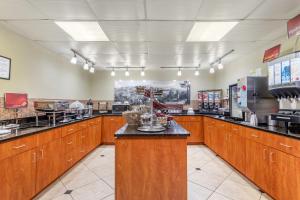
top-left (268, 51), bottom-right (300, 129)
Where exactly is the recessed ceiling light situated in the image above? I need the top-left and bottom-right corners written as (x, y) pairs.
top-left (55, 21), bottom-right (109, 41)
top-left (186, 21), bottom-right (238, 42)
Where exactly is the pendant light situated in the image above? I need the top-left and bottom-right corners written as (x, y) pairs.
top-left (111, 68), bottom-right (116, 76)
top-left (70, 53), bottom-right (77, 64)
top-left (125, 68), bottom-right (130, 76)
top-left (83, 61), bottom-right (89, 70)
top-left (177, 68), bottom-right (182, 76)
top-left (140, 68), bottom-right (145, 77)
top-left (89, 65), bottom-right (95, 73)
top-left (217, 60), bottom-right (224, 70)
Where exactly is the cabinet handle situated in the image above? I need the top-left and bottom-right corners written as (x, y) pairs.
top-left (68, 128), bottom-right (74, 132)
top-left (251, 134), bottom-right (259, 138)
top-left (279, 143), bottom-right (292, 148)
top-left (32, 152), bottom-right (37, 163)
top-left (270, 152), bottom-right (275, 163)
top-left (67, 141), bottom-right (73, 145)
top-left (67, 158), bottom-right (73, 162)
top-left (263, 149), bottom-right (267, 160)
top-left (40, 149), bottom-right (44, 159)
top-left (13, 144), bottom-right (26, 149)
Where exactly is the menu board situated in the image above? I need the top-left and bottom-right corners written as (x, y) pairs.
top-left (291, 57), bottom-right (300, 82)
top-left (274, 62), bottom-right (282, 85)
top-left (281, 60), bottom-right (291, 84)
top-left (268, 65), bottom-right (274, 86)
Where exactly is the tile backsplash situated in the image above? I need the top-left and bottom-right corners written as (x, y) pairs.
top-left (0, 97), bottom-right (199, 121)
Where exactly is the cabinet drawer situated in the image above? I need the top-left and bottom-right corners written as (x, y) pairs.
top-left (244, 128), bottom-right (264, 143)
top-left (78, 121), bottom-right (88, 130)
top-left (267, 134), bottom-right (300, 158)
top-left (37, 128), bottom-right (61, 146)
top-left (62, 133), bottom-right (77, 153)
top-left (230, 124), bottom-right (245, 137)
top-left (63, 150), bottom-right (76, 170)
top-left (0, 135), bottom-right (37, 161)
top-left (62, 124), bottom-right (79, 137)
top-left (88, 119), bottom-right (97, 126)
top-left (173, 116), bottom-right (201, 122)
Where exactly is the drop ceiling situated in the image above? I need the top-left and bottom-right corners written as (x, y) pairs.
top-left (0, 0), bottom-right (299, 69)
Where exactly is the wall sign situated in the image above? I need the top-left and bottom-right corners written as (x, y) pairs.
top-left (288, 14), bottom-right (300, 38)
top-left (263, 45), bottom-right (281, 63)
top-left (0, 55), bottom-right (11, 80)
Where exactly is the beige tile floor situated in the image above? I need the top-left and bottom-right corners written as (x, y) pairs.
top-left (35, 145), bottom-right (273, 200)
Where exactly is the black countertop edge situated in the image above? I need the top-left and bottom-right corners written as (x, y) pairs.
top-left (204, 115), bottom-right (300, 140)
top-left (115, 124), bottom-right (190, 137)
top-left (0, 115), bottom-right (102, 143)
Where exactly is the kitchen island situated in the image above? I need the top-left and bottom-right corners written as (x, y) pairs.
top-left (115, 123), bottom-right (190, 200)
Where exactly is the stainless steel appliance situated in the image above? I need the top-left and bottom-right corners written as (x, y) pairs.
top-left (268, 52), bottom-right (300, 129)
top-left (229, 84), bottom-right (244, 120)
top-left (237, 76), bottom-right (278, 123)
top-left (112, 103), bottom-right (130, 114)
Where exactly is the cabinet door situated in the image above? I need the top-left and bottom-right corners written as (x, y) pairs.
top-left (36, 139), bottom-right (62, 193)
top-left (77, 129), bottom-right (89, 159)
top-left (245, 140), bottom-right (270, 192)
top-left (269, 148), bottom-right (299, 200)
top-left (95, 118), bottom-right (102, 146)
top-left (203, 118), bottom-right (213, 147)
top-left (102, 117), bottom-right (125, 144)
top-left (88, 125), bottom-right (97, 151)
top-left (0, 149), bottom-right (37, 200)
top-left (227, 132), bottom-right (246, 173)
top-left (215, 122), bottom-right (227, 158)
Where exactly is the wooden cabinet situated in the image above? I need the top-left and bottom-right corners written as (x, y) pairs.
top-left (203, 117), bottom-right (215, 148)
top-left (0, 148), bottom-right (37, 200)
top-left (36, 138), bottom-right (62, 193)
top-left (245, 139), bottom-right (270, 192)
top-left (227, 124), bottom-right (246, 173)
top-left (269, 148), bottom-right (299, 200)
top-left (102, 116), bottom-right (125, 144)
top-left (174, 116), bottom-right (203, 144)
top-left (206, 117), bottom-right (300, 200)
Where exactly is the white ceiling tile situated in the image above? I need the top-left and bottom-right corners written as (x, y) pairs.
top-left (148, 42), bottom-right (184, 55)
top-left (146, 0), bottom-right (203, 20)
top-left (115, 42), bottom-right (148, 54)
top-left (119, 54), bottom-right (148, 66)
top-left (91, 54), bottom-right (125, 67)
top-left (0, 0), bottom-right (46, 19)
top-left (99, 21), bottom-right (147, 42)
top-left (221, 20), bottom-right (287, 42)
top-left (87, 0), bottom-right (145, 20)
top-left (146, 21), bottom-right (193, 42)
top-left (39, 41), bottom-right (119, 56)
top-left (147, 55), bottom-right (178, 67)
top-left (196, 0), bottom-right (264, 20)
top-left (28, 0), bottom-right (96, 20)
top-left (2, 20), bottom-right (72, 41)
top-left (249, 0), bottom-right (300, 19)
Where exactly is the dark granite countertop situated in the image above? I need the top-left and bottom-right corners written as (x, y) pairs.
top-left (0, 115), bottom-right (102, 143)
top-left (115, 123), bottom-right (190, 137)
top-left (204, 115), bottom-right (300, 140)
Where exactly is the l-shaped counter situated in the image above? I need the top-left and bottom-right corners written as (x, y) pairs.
top-left (0, 112), bottom-right (300, 200)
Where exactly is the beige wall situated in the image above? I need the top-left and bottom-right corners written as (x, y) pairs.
top-left (215, 36), bottom-right (300, 94)
top-left (91, 70), bottom-right (216, 100)
top-left (0, 24), bottom-right (91, 99)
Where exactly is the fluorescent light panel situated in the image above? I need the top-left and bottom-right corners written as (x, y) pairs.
top-left (186, 21), bottom-right (238, 41)
top-left (55, 21), bottom-right (109, 41)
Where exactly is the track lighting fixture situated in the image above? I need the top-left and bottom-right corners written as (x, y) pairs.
top-left (89, 66), bottom-right (95, 73)
top-left (125, 68), bottom-right (130, 76)
top-left (83, 61), bottom-right (89, 70)
top-left (111, 68), bottom-right (116, 76)
top-left (140, 68), bottom-right (145, 77)
top-left (70, 53), bottom-right (77, 64)
top-left (177, 68), bottom-right (182, 76)
top-left (217, 60), bottom-right (224, 70)
top-left (209, 67), bottom-right (215, 74)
